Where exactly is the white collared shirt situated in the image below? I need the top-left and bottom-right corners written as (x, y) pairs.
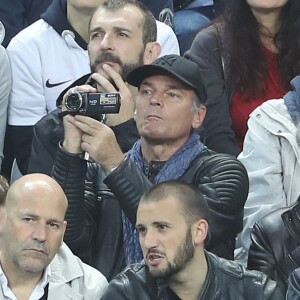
top-left (0, 263), bottom-right (51, 300)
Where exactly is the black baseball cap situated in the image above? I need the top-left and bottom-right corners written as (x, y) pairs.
top-left (126, 54), bottom-right (207, 104)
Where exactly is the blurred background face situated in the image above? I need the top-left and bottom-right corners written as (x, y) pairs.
top-left (1, 183), bottom-right (67, 274)
top-left (67, 0), bottom-right (106, 10)
top-left (246, 0), bottom-right (288, 11)
top-left (88, 6), bottom-right (145, 81)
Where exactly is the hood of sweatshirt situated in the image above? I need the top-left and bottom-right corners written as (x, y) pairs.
top-left (41, 0), bottom-right (87, 50)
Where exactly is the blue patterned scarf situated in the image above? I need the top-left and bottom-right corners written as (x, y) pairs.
top-left (122, 132), bottom-right (206, 264)
top-left (284, 76), bottom-right (300, 125)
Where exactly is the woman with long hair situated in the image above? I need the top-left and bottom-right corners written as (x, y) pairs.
top-left (185, 0), bottom-right (300, 157)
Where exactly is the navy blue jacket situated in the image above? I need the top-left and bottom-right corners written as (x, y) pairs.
top-left (0, 0), bottom-right (52, 47)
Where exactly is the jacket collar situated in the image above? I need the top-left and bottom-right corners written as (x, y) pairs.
top-left (0, 244), bottom-right (83, 300)
top-left (49, 243), bottom-right (84, 283)
top-left (282, 199), bottom-right (300, 244)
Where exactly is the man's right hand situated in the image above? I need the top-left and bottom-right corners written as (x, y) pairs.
top-left (91, 64), bottom-right (135, 126)
top-left (62, 84), bottom-right (97, 154)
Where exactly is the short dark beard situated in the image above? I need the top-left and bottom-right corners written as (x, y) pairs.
top-left (90, 50), bottom-right (144, 81)
top-left (149, 229), bottom-right (195, 279)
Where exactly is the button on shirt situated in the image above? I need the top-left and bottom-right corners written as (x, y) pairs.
top-left (0, 263), bottom-right (51, 300)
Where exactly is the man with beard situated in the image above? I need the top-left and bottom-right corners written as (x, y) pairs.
top-left (27, 0), bottom-right (162, 176)
top-left (52, 54), bottom-right (249, 280)
top-left (0, 173), bottom-right (108, 299)
top-left (101, 180), bottom-right (284, 300)
top-left (5, 0), bottom-right (178, 178)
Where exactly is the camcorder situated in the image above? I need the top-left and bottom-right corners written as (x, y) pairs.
top-left (65, 91), bottom-right (121, 121)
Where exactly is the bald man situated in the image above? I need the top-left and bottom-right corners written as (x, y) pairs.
top-left (0, 173), bottom-right (107, 300)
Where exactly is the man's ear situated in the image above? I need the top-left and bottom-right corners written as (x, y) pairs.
top-left (192, 105), bottom-right (206, 129)
top-left (192, 219), bottom-right (209, 246)
top-left (143, 42), bottom-right (161, 64)
top-left (61, 220), bottom-right (67, 245)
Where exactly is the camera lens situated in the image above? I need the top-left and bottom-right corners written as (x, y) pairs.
top-left (65, 91), bottom-right (83, 112)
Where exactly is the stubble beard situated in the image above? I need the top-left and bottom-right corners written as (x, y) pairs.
top-left (149, 229), bottom-right (195, 279)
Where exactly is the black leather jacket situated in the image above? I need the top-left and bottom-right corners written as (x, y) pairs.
top-left (248, 200), bottom-right (300, 292)
top-left (28, 74), bottom-right (140, 176)
top-left (101, 251), bottom-right (284, 300)
top-left (287, 267), bottom-right (300, 300)
top-left (52, 146), bottom-right (249, 280)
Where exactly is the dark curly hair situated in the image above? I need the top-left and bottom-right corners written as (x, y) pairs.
top-left (215, 0), bottom-right (300, 99)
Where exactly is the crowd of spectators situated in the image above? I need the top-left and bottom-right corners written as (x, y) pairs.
top-left (1, 0), bottom-right (300, 299)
